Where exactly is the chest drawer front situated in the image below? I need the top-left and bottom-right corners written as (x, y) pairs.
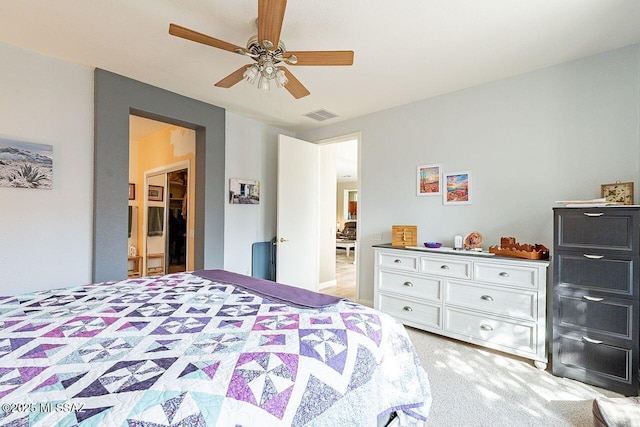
top-left (446, 280), bottom-right (536, 321)
top-left (555, 293), bottom-right (635, 340)
top-left (555, 252), bottom-right (637, 297)
top-left (555, 209), bottom-right (639, 254)
top-left (444, 308), bottom-right (535, 353)
top-left (553, 332), bottom-right (634, 392)
top-left (378, 252), bottom-right (419, 272)
top-left (378, 270), bottom-right (442, 302)
top-left (474, 262), bottom-right (538, 289)
top-left (378, 294), bottom-right (441, 330)
top-left (421, 256), bottom-right (472, 279)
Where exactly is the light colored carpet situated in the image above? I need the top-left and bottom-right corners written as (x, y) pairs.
top-left (405, 327), bottom-right (623, 426)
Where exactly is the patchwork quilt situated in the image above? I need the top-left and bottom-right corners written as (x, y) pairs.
top-left (0, 271), bottom-right (431, 426)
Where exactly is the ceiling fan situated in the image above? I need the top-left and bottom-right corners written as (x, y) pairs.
top-left (169, 0), bottom-right (354, 99)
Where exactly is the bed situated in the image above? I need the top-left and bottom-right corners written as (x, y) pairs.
top-left (0, 270), bottom-right (431, 426)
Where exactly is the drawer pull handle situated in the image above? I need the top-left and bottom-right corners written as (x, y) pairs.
top-left (440, 265), bottom-right (450, 270)
top-left (582, 336), bottom-right (603, 345)
top-left (403, 281), bottom-right (414, 287)
top-left (403, 306), bottom-right (413, 312)
top-left (583, 295), bottom-right (604, 302)
top-left (498, 272), bottom-right (509, 277)
top-left (583, 212), bottom-right (604, 217)
top-left (481, 295), bottom-right (494, 302)
top-left (583, 254), bottom-right (604, 259)
top-left (480, 324), bottom-right (493, 331)
top-left (394, 259), bottom-right (402, 264)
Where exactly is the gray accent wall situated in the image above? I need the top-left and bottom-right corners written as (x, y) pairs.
top-left (94, 69), bottom-right (225, 282)
top-left (299, 44), bottom-right (640, 304)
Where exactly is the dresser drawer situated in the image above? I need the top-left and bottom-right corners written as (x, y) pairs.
top-left (555, 252), bottom-right (638, 297)
top-left (555, 208), bottom-right (639, 254)
top-left (444, 308), bottom-right (535, 354)
top-left (378, 270), bottom-right (442, 302)
top-left (553, 331), bottom-right (636, 395)
top-left (555, 292), bottom-right (636, 340)
top-left (446, 280), bottom-right (536, 321)
top-left (377, 252), bottom-right (419, 272)
top-left (474, 262), bottom-right (539, 289)
top-left (378, 294), bottom-right (441, 329)
top-left (421, 256), bottom-right (472, 279)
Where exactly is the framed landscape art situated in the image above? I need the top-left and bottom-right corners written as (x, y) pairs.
top-left (417, 164), bottom-right (441, 196)
top-left (443, 171), bottom-right (471, 205)
top-left (0, 138), bottom-right (53, 190)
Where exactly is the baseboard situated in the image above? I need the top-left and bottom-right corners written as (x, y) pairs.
top-left (319, 280), bottom-right (337, 290)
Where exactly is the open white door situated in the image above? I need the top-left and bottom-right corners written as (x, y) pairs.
top-left (276, 135), bottom-right (319, 291)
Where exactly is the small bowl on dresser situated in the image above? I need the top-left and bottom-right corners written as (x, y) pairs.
top-left (424, 242), bottom-right (442, 248)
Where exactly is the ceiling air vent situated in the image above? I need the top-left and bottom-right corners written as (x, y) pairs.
top-left (303, 109), bottom-right (338, 122)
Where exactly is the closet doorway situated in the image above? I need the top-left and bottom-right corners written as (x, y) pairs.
top-left (144, 163), bottom-right (190, 275)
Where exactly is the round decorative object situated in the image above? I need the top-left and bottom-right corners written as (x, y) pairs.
top-left (464, 231), bottom-right (483, 249)
top-left (424, 242), bottom-right (442, 248)
top-left (129, 245), bottom-right (137, 257)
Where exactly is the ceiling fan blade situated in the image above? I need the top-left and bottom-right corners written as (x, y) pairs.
top-left (258, 0), bottom-right (287, 49)
top-left (214, 66), bottom-right (250, 88)
top-left (285, 50), bottom-right (354, 66)
top-left (169, 23), bottom-right (246, 54)
top-left (280, 67), bottom-right (310, 99)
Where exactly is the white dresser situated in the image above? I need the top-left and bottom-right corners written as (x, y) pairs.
top-left (374, 245), bottom-right (550, 369)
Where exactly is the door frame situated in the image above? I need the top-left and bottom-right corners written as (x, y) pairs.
top-left (142, 160), bottom-right (191, 275)
top-left (316, 132), bottom-right (361, 302)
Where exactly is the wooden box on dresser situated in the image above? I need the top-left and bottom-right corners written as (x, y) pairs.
top-left (373, 244), bottom-right (550, 369)
top-left (552, 207), bottom-right (640, 395)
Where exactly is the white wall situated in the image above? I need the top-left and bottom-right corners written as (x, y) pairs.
top-left (300, 44), bottom-right (640, 304)
top-left (0, 42), bottom-right (94, 292)
top-left (224, 112), bottom-right (293, 276)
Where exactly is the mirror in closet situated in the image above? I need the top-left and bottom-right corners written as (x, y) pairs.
top-left (145, 168), bottom-right (188, 276)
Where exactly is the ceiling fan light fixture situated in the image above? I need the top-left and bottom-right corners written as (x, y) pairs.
top-left (258, 74), bottom-right (270, 91)
top-left (261, 60), bottom-right (277, 79)
top-left (243, 64), bottom-right (259, 84)
top-left (169, 0), bottom-right (353, 99)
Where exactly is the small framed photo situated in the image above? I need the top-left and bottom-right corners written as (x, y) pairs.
top-left (128, 183), bottom-right (136, 200)
top-left (601, 181), bottom-right (634, 205)
top-left (417, 164), bottom-right (442, 196)
top-left (229, 178), bottom-right (260, 204)
top-left (443, 171), bottom-right (471, 205)
top-left (148, 185), bottom-right (164, 202)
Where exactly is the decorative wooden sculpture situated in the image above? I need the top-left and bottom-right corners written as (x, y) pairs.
top-left (489, 236), bottom-right (549, 260)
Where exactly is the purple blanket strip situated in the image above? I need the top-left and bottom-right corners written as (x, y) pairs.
top-left (192, 269), bottom-right (344, 308)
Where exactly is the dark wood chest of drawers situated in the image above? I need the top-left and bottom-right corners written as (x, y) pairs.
top-left (552, 207), bottom-right (639, 395)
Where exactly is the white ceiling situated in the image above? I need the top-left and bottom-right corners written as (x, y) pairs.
top-left (1, 1), bottom-right (640, 133)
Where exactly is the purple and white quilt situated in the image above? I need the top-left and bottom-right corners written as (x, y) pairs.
top-left (0, 270), bottom-right (431, 426)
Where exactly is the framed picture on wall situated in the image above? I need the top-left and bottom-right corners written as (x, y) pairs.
top-left (129, 183), bottom-right (136, 200)
top-left (148, 185), bottom-right (164, 202)
top-left (601, 181), bottom-right (634, 205)
top-left (229, 178), bottom-right (260, 204)
top-left (443, 171), bottom-right (471, 205)
top-left (417, 164), bottom-right (442, 196)
top-left (0, 138), bottom-right (53, 190)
